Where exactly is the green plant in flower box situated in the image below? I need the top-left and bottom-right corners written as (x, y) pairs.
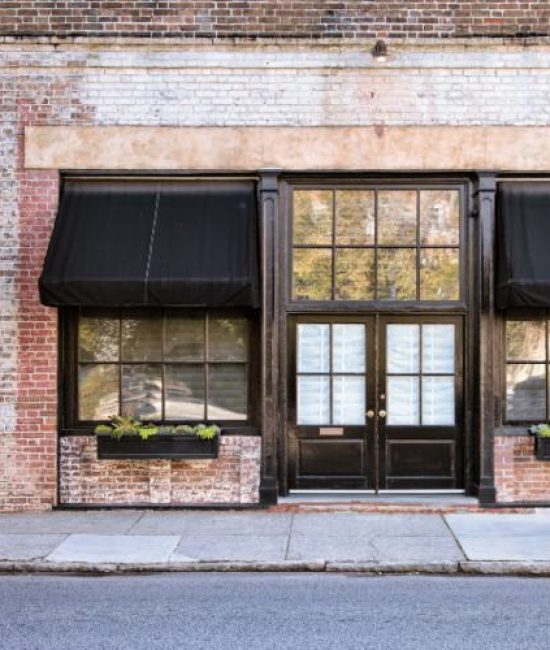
top-left (94, 415), bottom-right (159, 441)
top-left (95, 418), bottom-right (221, 442)
top-left (529, 423), bottom-right (550, 438)
top-left (175, 423), bottom-right (221, 439)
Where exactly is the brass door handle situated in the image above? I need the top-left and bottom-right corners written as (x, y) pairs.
top-left (366, 410), bottom-right (375, 419)
top-left (378, 410), bottom-right (387, 418)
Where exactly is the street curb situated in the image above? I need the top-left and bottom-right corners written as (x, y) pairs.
top-left (2, 559), bottom-right (550, 576)
top-left (0, 560), bottom-right (327, 574)
top-left (459, 561), bottom-right (550, 576)
top-left (326, 561), bottom-right (459, 574)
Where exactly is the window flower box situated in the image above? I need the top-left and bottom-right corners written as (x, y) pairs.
top-left (95, 418), bottom-right (220, 460)
top-left (96, 432), bottom-right (219, 460)
top-left (529, 425), bottom-right (550, 461)
top-left (535, 435), bottom-right (550, 461)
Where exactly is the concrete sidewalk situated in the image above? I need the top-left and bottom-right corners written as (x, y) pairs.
top-left (0, 509), bottom-right (549, 575)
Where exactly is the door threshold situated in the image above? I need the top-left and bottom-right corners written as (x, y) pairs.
top-left (281, 490), bottom-right (474, 507)
top-left (288, 489), bottom-right (465, 496)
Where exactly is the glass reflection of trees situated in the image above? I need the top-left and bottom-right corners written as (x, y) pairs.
top-left (292, 187), bottom-right (460, 302)
top-left (506, 319), bottom-right (548, 421)
top-left (77, 311), bottom-right (249, 422)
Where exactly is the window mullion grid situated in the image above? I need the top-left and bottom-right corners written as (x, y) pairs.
top-left (161, 309), bottom-right (166, 422)
top-left (118, 308), bottom-right (123, 417)
top-left (419, 324), bottom-right (423, 426)
top-left (331, 190), bottom-right (336, 301)
top-left (416, 190), bottom-right (421, 301)
top-left (329, 324), bottom-right (333, 426)
top-left (544, 310), bottom-right (549, 422)
top-left (374, 189), bottom-right (378, 300)
top-left (204, 310), bottom-right (208, 422)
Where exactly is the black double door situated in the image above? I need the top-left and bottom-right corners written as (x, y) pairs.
top-left (288, 315), bottom-right (464, 491)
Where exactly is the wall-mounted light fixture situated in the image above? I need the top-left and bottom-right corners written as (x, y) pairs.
top-left (371, 39), bottom-right (388, 62)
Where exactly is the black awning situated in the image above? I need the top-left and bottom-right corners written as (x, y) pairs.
top-left (39, 180), bottom-right (260, 308)
top-left (496, 183), bottom-right (550, 310)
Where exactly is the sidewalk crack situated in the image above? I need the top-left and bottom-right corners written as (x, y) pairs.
top-left (284, 514), bottom-right (295, 561)
top-left (126, 511), bottom-right (146, 534)
top-left (441, 514), bottom-right (468, 560)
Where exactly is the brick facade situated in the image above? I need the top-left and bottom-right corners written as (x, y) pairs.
top-left (495, 435), bottom-right (550, 503)
top-left (59, 436), bottom-right (261, 506)
top-left (1, 2), bottom-right (548, 40)
top-left (1, 7), bottom-right (550, 510)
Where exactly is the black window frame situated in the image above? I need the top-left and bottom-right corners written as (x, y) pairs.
top-left (60, 306), bottom-right (260, 435)
top-left (286, 181), bottom-right (467, 310)
top-left (503, 309), bottom-right (550, 425)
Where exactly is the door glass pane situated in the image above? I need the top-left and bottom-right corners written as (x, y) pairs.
top-left (335, 248), bottom-right (375, 300)
top-left (387, 324), bottom-right (420, 374)
top-left (420, 249), bottom-right (459, 301)
top-left (78, 312), bottom-right (119, 362)
top-left (298, 324), bottom-right (330, 373)
top-left (422, 376), bottom-right (455, 425)
top-left (377, 190), bottom-right (417, 245)
top-left (335, 190), bottom-right (375, 245)
top-left (165, 313), bottom-right (204, 361)
top-left (297, 375), bottom-right (330, 425)
top-left (420, 190), bottom-right (460, 245)
top-left (387, 376), bottom-right (420, 425)
top-left (165, 365), bottom-right (204, 421)
top-left (78, 365), bottom-right (119, 421)
top-left (121, 364), bottom-right (162, 420)
top-left (121, 314), bottom-right (162, 362)
top-left (506, 320), bottom-right (546, 361)
top-left (207, 364), bottom-right (247, 420)
top-left (292, 248), bottom-right (332, 300)
top-left (422, 324), bottom-right (455, 373)
top-left (506, 363), bottom-right (546, 421)
top-left (208, 317), bottom-right (247, 361)
top-left (333, 324), bottom-right (365, 373)
top-left (293, 190), bottom-right (333, 245)
top-left (377, 248), bottom-right (417, 300)
top-left (333, 376), bottom-right (365, 425)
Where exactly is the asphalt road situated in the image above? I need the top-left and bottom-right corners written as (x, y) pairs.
top-left (0, 573), bottom-right (549, 650)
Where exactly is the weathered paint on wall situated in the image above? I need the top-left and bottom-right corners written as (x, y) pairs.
top-left (60, 436), bottom-right (261, 506)
top-left (25, 125), bottom-right (550, 172)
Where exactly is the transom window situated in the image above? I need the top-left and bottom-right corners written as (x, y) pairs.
top-left (74, 309), bottom-right (249, 423)
top-left (291, 187), bottom-right (461, 302)
top-left (505, 317), bottom-right (550, 422)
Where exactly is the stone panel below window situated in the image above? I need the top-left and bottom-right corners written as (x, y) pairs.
top-left (59, 435), bottom-right (261, 506)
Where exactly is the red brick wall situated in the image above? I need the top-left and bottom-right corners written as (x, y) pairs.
top-left (1, 1), bottom-right (548, 39)
top-left (495, 435), bottom-right (550, 503)
top-left (8, 167), bottom-right (59, 512)
top-left (60, 435), bottom-right (261, 505)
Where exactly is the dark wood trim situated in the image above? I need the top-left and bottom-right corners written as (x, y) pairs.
top-left (379, 314), bottom-right (464, 490)
top-left (279, 175), bottom-right (475, 496)
top-left (473, 173), bottom-right (498, 502)
top-left (277, 181), bottom-right (291, 496)
top-left (258, 170), bottom-right (281, 505)
top-left (286, 302), bottom-right (468, 313)
top-left (287, 181), bottom-right (468, 307)
top-left (60, 307), bottom-right (259, 434)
